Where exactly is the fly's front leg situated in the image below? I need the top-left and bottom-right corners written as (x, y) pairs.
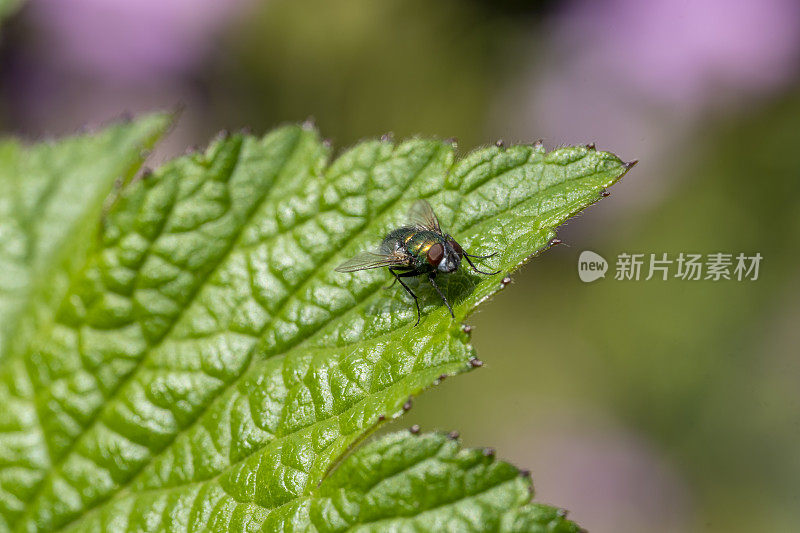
top-left (463, 251), bottom-right (497, 260)
top-left (427, 273), bottom-right (454, 318)
top-left (389, 268), bottom-right (422, 326)
top-left (464, 255), bottom-right (500, 276)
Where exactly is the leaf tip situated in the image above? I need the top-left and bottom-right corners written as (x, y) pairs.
top-left (586, 142), bottom-right (596, 150)
top-left (624, 159), bottom-right (639, 170)
top-left (600, 189), bottom-right (611, 197)
top-left (409, 424), bottom-right (421, 434)
top-left (495, 139), bottom-right (505, 149)
top-left (380, 132), bottom-right (394, 142)
top-left (447, 430), bottom-right (460, 440)
top-left (302, 116), bottom-right (316, 130)
top-left (444, 137), bottom-right (458, 146)
top-left (482, 447), bottom-right (495, 457)
top-left (469, 358), bottom-right (483, 368)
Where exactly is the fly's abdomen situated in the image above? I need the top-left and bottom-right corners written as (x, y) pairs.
top-left (381, 227), bottom-right (412, 254)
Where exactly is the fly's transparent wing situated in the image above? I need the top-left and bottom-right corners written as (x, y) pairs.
top-left (335, 250), bottom-right (411, 272)
top-left (407, 199), bottom-right (441, 233)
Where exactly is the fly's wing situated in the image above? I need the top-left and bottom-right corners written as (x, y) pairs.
top-left (407, 199), bottom-right (441, 233)
top-left (334, 250), bottom-right (412, 272)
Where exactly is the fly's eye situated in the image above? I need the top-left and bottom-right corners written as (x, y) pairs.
top-left (427, 243), bottom-right (444, 266)
top-left (450, 240), bottom-right (463, 256)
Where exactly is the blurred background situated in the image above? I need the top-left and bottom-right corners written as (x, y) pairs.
top-left (1, 0), bottom-right (799, 531)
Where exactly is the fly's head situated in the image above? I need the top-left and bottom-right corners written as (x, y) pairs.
top-left (427, 236), bottom-right (463, 273)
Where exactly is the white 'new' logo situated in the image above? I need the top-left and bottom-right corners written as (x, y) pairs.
top-left (578, 250), bottom-right (608, 282)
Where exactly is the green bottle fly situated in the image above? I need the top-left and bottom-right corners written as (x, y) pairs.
top-left (335, 199), bottom-right (500, 326)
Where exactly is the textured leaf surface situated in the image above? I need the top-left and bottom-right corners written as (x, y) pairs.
top-left (0, 115), bottom-right (170, 361)
top-left (0, 124), bottom-right (630, 531)
top-left (261, 431), bottom-right (581, 532)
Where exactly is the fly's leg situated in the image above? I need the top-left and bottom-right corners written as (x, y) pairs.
top-left (389, 268), bottom-right (421, 326)
top-left (464, 255), bottom-right (500, 276)
top-left (464, 251), bottom-right (497, 259)
top-left (428, 273), bottom-right (454, 319)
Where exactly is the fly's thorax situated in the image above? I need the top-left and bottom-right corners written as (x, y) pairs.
top-left (406, 231), bottom-right (441, 257)
top-left (407, 231), bottom-right (463, 273)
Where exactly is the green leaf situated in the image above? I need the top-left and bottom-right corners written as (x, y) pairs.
top-left (0, 114), bottom-right (171, 363)
top-left (0, 124), bottom-right (630, 531)
top-left (261, 431), bottom-right (581, 532)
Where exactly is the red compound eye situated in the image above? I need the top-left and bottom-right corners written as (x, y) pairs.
top-left (427, 243), bottom-right (444, 265)
top-left (450, 240), bottom-right (463, 256)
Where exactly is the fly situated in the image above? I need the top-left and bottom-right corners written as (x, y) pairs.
top-left (335, 199), bottom-right (500, 326)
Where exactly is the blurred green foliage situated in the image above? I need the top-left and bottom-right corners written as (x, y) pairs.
top-left (567, 86), bottom-right (800, 532)
top-left (214, 0), bottom-right (529, 149)
top-left (0, 0), bottom-right (21, 23)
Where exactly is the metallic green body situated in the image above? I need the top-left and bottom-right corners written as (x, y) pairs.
top-left (381, 227), bottom-right (444, 271)
top-left (335, 199), bottom-right (498, 326)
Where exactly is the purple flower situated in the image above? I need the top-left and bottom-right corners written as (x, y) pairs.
top-left (30, 0), bottom-right (253, 81)
top-left (500, 0), bottom-right (800, 204)
top-left (558, 0), bottom-right (800, 104)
